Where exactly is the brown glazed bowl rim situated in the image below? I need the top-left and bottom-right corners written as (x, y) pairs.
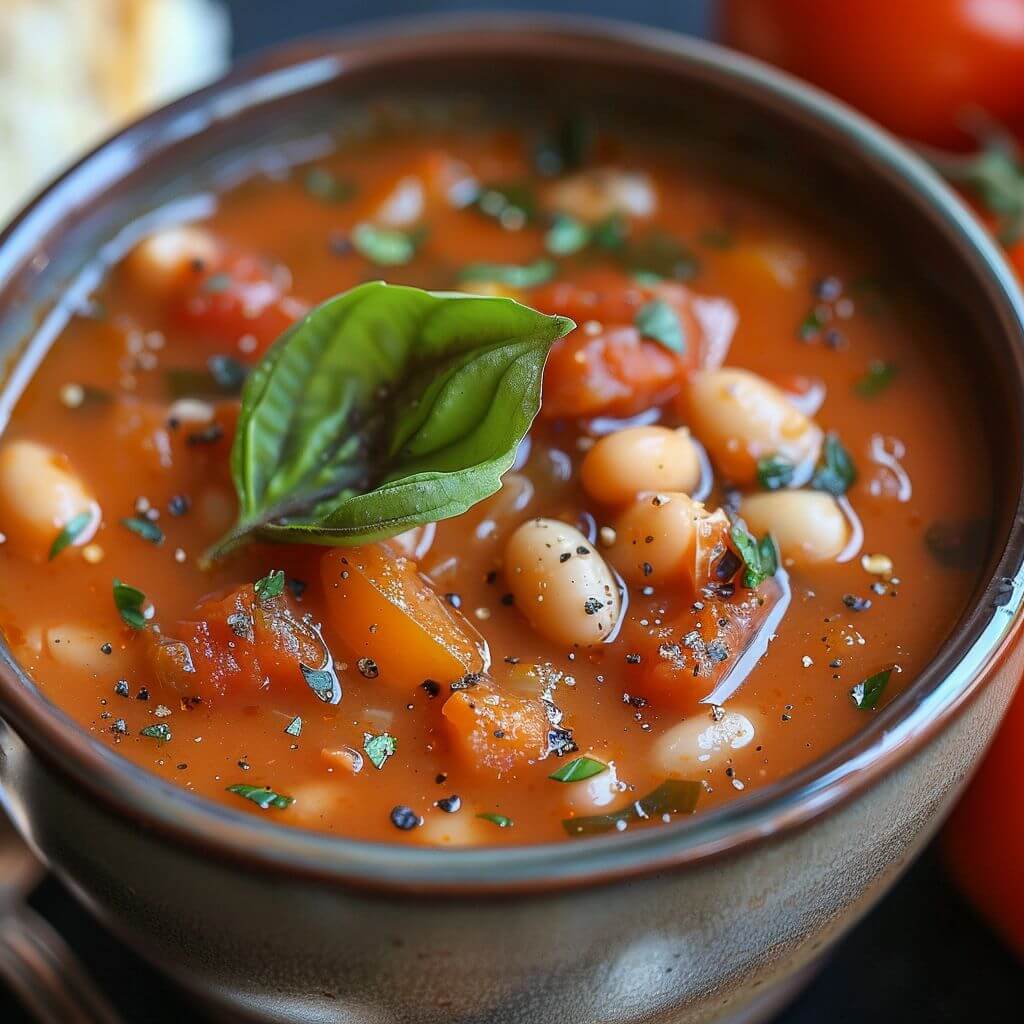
top-left (2, 14), bottom-right (1024, 894)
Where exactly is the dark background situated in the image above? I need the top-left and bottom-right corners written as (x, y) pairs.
top-left (4, 1), bottom-right (1023, 1020)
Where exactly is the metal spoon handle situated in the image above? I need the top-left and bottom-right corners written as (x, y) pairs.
top-left (0, 903), bottom-right (124, 1024)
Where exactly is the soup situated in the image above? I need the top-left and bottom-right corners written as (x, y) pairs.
top-left (0, 114), bottom-right (991, 846)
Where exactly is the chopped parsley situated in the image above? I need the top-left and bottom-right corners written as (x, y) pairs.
top-left (284, 716), bottom-right (303, 738)
top-left (549, 756), bottom-right (608, 783)
top-left (351, 223), bottom-right (422, 266)
top-left (850, 668), bottom-right (893, 710)
top-left (120, 516), bottom-right (164, 545)
top-left (635, 299), bottom-right (686, 354)
top-left (254, 569), bottom-right (285, 602)
top-left (476, 812), bottom-right (513, 828)
top-left (363, 731), bottom-right (397, 770)
top-left (545, 214), bottom-right (591, 255)
top-left (471, 182), bottom-right (537, 229)
top-left (458, 259), bottom-right (555, 288)
top-left (227, 783), bottom-right (294, 811)
top-left (855, 360), bottom-right (899, 398)
top-left (303, 167), bottom-right (357, 204)
top-left (48, 510), bottom-right (94, 560)
top-left (139, 723), bottom-right (171, 742)
top-left (166, 354), bottom-right (248, 398)
top-left (730, 525), bottom-right (779, 589)
top-left (810, 433), bottom-right (857, 496)
top-left (112, 579), bottom-right (148, 630)
top-left (756, 455), bottom-right (795, 491)
top-left (562, 778), bottom-right (700, 836)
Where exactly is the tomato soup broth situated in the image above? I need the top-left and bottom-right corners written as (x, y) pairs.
top-left (0, 119), bottom-right (991, 845)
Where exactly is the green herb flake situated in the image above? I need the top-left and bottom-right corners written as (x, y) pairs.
top-left (120, 516), bottom-right (164, 545)
top-left (363, 731), bottom-right (397, 770)
top-left (301, 663), bottom-right (337, 702)
top-left (113, 579), bottom-right (148, 630)
top-left (549, 756), bottom-right (608, 783)
top-left (166, 355), bottom-right (248, 399)
top-left (855, 360), bottom-right (899, 398)
top-left (48, 510), bottom-right (94, 560)
top-left (303, 167), bottom-right (356, 204)
top-left (254, 569), bottom-right (285, 603)
top-left (811, 432), bottom-right (857, 496)
top-left (202, 272), bottom-right (232, 294)
top-left (545, 214), bottom-right (591, 255)
top-left (351, 223), bottom-right (420, 266)
top-left (798, 307), bottom-right (824, 341)
top-left (477, 812), bottom-right (513, 828)
top-left (850, 668), bottom-right (893, 710)
top-left (203, 283), bottom-right (573, 562)
top-left (140, 723), bottom-right (171, 742)
top-left (622, 231), bottom-right (698, 281)
top-left (458, 260), bottom-right (555, 289)
top-left (563, 778), bottom-right (700, 836)
top-left (730, 525), bottom-right (779, 589)
top-left (756, 455), bottom-right (795, 491)
top-left (284, 716), bottom-right (303, 738)
top-left (635, 299), bottom-right (686, 354)
top-left (472, 182), bottom-right (537, 229)
top-left (227, 783), bottom-right (294, 811)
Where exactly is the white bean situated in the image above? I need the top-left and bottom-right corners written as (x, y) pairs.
top-left (547, 168), bottom-right (656, 222)
top-left (740, 491), bottom-right (849, 566)
top-left (607, 491), bottom-right (699, 585)
top-left (0, 440), bottom-right (97, 560)
top-left (124, 226), bottom-right (219, 295)
top-left (560, 760), bottom-right (627, 814)
top-left (686, 368), bottom-right (821, 485)
top-left (581, 426), bottom-right (701, 505)
top-left (654, 709), bottom-right (758, 776)
top-left (504, 518), bottom-right (621, 646)
top-left (44, 623), bottom-right (119, 674)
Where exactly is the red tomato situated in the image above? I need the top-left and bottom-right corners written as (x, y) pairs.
top-left (721, 0), bottom-right (1024, 148)
top-left (175, 252), bottom-right (309, 359)
top-left (945, 683), bottom-right (1024, 958)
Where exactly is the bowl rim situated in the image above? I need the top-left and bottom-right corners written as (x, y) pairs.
top-left (2, 12), bottom-right (1024, 894)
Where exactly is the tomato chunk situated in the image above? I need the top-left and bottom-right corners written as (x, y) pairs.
top-left (151, 583), bottom-right (326, 701)
top-left (532, 271), bottom-right (732, 419)
top-left (626, 578), bottom-right (788, 711)
top-left (442, 681), bottom-right (551, 773)
top-left (321, 544), bottom-right (488, 691)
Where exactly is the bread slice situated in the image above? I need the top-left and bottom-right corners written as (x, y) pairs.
top-left (0, 0), bottom-right (229, 225)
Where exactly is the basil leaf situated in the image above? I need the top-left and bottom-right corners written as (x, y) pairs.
top-left (254, 569), bottom-right (285, 602)
top-left (352, 224), bottom-right (421, 266)
top-left (458, 260), bottom-right (555, 288)
top-left (549, 756), bottom-right (608, 783)
top-left (563, 778), bottom-right (700, 836)
top-left (120, 517), bottom-right (164, 545)
top-left (850, 668), bottom-right (892, 710)
top-left (811, 432), bottom-right (857, 496)
top-left (545, 215), bottom-right (591, 255)
top-left (113, 579), bottom-right (148, 630)
top-left (303, 167), bottom-right (356, 204)
top-left (48, 510), bottom-right (94, 560)
top-left (140, 723), bottom-right (171, 742)
top-left (756, 455), bottom-right (795, 491)
top-left (363, 731), bottom-right (397, 770)
top-left (227, 783), bottom-right (294, 810)
top-left (730, 524), bottom-right (777, 589)
top-left (206, 282), bottom-right (573, 560)
top-left (635, 299), bottom-right (685, 354)
top-left (855, 360), bottom-right (899, 398)
top-left (477, 812), bottom-right (513, 828)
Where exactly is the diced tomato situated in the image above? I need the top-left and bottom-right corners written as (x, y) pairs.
top-left (626, 577), bottom-right (788, 711)
top-left (532, 270), bottom-right (730, 419)
top-left (442, 680), bottom-right (551, 772)
top-left (320, 544), bottom-right (488, 691)
top-left (174, 251), bottom-right (309, 359)
top-left (151, 583), bottom-right (326, 701)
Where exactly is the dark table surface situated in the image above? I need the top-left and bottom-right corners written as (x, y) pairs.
top-left (4, 1), bottom-right (1023, 1020)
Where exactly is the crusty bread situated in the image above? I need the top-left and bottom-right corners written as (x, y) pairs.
top-left (0, 0), bottom-right (229, 225)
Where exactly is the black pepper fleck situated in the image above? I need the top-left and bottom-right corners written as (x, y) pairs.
top-left (436, 795), bottom-right (462, 813)
top-left (444, 593), bottom-right (462, 609)
top-left (420, 679), bottom-right (441, 698)
top-left (114, 680), bottom-right (130, 698)
top-left (357, 657), bottom-right (379, 679)
top-left (390, 805), bottom-right (421, 831)
top-left (167, 494), bottom-right (190, 517)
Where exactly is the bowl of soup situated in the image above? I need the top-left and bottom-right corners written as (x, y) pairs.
top-left (1, 16), bottom-right (1022, 1024)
